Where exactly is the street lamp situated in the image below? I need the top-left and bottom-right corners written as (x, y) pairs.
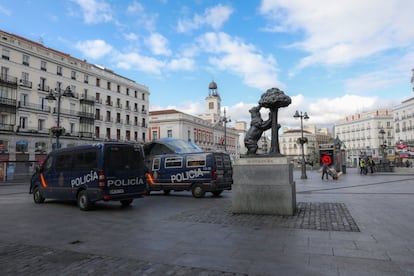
top-left (378, 128), bottom-right (387, 162)
top-left (294, 110), bottom-right (310, 179)
top-left (221, 108), bottom-right (231, 152)
top-left (46, 85), bottom-right (73, 149)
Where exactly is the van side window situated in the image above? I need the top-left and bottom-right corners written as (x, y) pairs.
top-left (187, 155), bottom-right (206, 167)
top-left (165, 157), bottom-right (182, 168)
top-left (73, 150), bottom-right (97, 170)
top-left (43, 156), bottom-right (54, 171)
top-left (152, 158), bottom-right (160, 171)
top-left (56, 154), bottom-right (72, 171)
top-left (215, 155), bottom-right (223, 168)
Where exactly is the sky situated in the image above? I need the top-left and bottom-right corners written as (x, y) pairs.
top-left (1, 0), bottom-right (414, 130)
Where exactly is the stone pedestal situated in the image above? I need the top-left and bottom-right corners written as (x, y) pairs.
top-left (232, 156), bottom-right (296, 216)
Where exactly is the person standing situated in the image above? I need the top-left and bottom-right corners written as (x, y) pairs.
top-left (359, 158), bottom-right (366, 175)
top-left (322, 162), bottom-right (329, 180)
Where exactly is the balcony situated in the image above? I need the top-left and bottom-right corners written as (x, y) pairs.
top-left (78, 111), bottom-right (95, 119)
top-left (0, 74), bottom-right (18, 85)
top-left (19, 79), bottom-right (32, 89)
top-left (38, 84), bottom-right (50, 92)
top-left (18, 101), bottom-right (51, 113)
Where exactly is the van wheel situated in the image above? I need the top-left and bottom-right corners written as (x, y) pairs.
top-left (120, 199), bottom-right (133, 206)
top-left (33, 187), bottom-right (45, 204)
top-left (77, 191), bottom-right (91, 211)
top-left (212, 190), bottom-right (223, 197)
top-left (192, 184), bottom-right (205, 198)
top-left (163, 190), bottom-right (171, 195)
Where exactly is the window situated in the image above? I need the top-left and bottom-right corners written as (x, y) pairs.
top-left (22, 54), bottom-right (29, 66)
top-left (152, 158), bottom-right (161, 171)
top-left (117, 85), bottom-right (120, 93)
top-left (20, 72), bottom-right (31, 88)
top-left (41, 61), bottom-right (47, 71)
top-left (73, 150), bottom-right (98, 170)
top-left (16, 140), bottom-right (28, 153)
top-left (35, 142), bottom-right (47, 154)
top-left (104, 145), bottom-right (144, 171)
top-left (165, 157), bottom-right (183, 168)
top-left (209, 102), bottom-right (214, 109)
top-left (57, 66), bottom-right (62, 76)
top-left (2, 48), bottom-right (10, 60)
top-left (84, 74), bottom-right (89, 84)
top-left (38, 119), bottom-right (45, 131)
top-left (96, 78), bottom-right (100, 87)
top-left (152, 130), bottom-right (158, 140)
top-left (107, 81), bottom-right (111, 90)
top-left (167, 129), bottom-right (173, 138)
top-left (56, 153), bottom-right (73, 171)
top-left (126, 88), bottom-right (129, 95)
top-left (19, 117), bottom-right (27, 129)
top-left (142, 93), bottom-right (145, 100)
top-left (71, 70), bottom-right (76, 80)
top-left (187, 154), bottom-right (206, 167)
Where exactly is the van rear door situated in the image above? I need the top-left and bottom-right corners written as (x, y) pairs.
top-left (103, 144), bottom-right (146, 195)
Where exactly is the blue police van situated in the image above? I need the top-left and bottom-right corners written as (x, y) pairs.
top-left (144, 138), bottom-right (233, 198)
top-left (30, 143), bottom-right (147, 211)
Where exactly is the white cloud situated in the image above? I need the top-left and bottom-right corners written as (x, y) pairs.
top-left (127, 1), bottom-right (143, 13)
top-left (123, 32), bottom-right (138, 41)
top-left (259, 0), bottom-right (414, 73)
top-left (114, 52), bottom-right (166, 75)
top-left (75, 39), bottom-right (113, 59)
top-left (145, 33), bottom-right (172, 56)
top-left (167, 57), bottom-right (195, 71)
top-left (196, 32), bottom-right (283, 90)
top-left (177, 4), bottom-right (233, 33)
top-left (71, 0), bottom-right (112, 24)
top-left (0, 5), bottom-right (11, 16)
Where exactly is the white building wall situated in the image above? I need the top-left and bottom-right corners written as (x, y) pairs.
top-left (334, 109), bottom-right (394, 166)
top-left (0, 30), bottom-right (149, 165)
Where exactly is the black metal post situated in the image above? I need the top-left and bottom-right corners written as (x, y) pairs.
top-left (294, 110), bottom-right (309, 180)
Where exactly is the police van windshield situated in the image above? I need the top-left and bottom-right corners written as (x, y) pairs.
top-left (104, 145), bottom-right (144, 171)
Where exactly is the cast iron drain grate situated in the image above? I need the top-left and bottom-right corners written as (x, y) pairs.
top-left (171, 202), bottom-right (360, 232)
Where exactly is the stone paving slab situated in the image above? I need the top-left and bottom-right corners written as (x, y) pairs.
top-left (0, 242), bottom-right (245, 276)
top-left (171, 202), bottom-right (360, 232)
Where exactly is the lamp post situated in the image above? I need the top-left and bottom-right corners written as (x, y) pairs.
top-left (294, 110), bottom-right (309, 179)
top-left (46, 85), bottom-right (73, 149)
top-left (379, 128), bottom-right (387, 162)
top-left (221, 108), bottom-right (231, 152)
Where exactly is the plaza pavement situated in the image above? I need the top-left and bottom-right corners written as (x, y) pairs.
top-left (0, 167), bottom-right (413, 275)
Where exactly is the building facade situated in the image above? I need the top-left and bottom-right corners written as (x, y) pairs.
top-left (393, 97), bottom-right (414, 148)
top-left (280, 128), bottom-right (317, 166)
top-left (0, 30), bottom-right (149, 168)
top-left (148, 82), bottom-right (240, 157)
top-left (334, 109), bottom-right (394, 167)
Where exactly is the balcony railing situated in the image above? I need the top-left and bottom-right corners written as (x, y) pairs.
top-left (18, 101), bottom-right (51, 112)
top-left (0, 74), bottom-right (18, 85)
top-left (19, 79), bottom-right (32, 88)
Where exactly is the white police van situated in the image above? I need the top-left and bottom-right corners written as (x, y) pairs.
top-left (30, 143), bottom-right (147, 211)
